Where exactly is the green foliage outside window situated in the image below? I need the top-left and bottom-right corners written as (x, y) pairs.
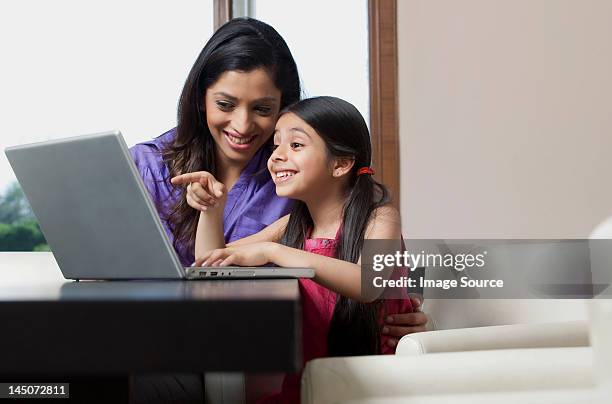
top-left (0, 182), bottom-right (49, 251)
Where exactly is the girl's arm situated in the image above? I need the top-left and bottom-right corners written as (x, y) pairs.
top-left (199, 206), bottom-right (402, 302)
top-left (270, 205), bottom-right (402, 301)
top-left (268, 244), bottom-right (365, 300)
top-left (200, 242), bottom-right (365, 300)
top-left (194, 211), bottom-right (290, 261)
top-left (227, 214), bottom-right (289, 247)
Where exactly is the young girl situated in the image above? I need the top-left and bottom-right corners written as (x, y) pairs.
top-left (174, 96), bottom-right (412, 403)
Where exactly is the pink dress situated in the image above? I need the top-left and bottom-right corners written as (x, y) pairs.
top-left (261, 229), bottom-right (413, 403)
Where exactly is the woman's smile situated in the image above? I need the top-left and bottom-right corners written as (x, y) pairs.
top-left (223, 130), bottom-right (258, 150)
top-left (205, 68), bottom-right (281, 166)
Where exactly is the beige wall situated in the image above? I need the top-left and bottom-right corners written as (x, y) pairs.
top-left (398, 0), bottom-right (612, 238)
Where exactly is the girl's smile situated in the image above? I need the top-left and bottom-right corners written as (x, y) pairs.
top-left (268, 113), bottom-right (333, 200)
top-left (272, 169), bottom-right (298, 183)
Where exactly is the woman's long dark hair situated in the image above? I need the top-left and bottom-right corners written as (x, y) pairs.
top-left (163, 18), bottom-right (301, 260)
top-left (280, 96), bottom-right (391, 356)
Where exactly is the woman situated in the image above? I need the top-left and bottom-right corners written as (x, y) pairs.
top-left (130, 18), bottom-right (299, 267)
top-left (129, 18), bottom-right (427, 403)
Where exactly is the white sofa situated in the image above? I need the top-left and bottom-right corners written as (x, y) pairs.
top-left (302, 300), bottom-right (593, 404)
top-left (302, 347), bottom-right (595, 403)
top-left (301, 221), bottom-right (612, 403)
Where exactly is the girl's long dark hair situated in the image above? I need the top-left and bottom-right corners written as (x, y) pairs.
top-left (280, 96), bottom-right (391, 356)
top-left (163, 18), bottom-right (301, 261)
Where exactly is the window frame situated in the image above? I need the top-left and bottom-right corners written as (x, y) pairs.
top-left (214, 0), bottom-right (232, 29)
top-left (368, 0), bottom-right (399, 209)
top-left (214, 0), bottom-right (400, 208)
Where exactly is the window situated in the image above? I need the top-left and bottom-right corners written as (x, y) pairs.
top-left (0, 0), bottom-right (213, 250)
top-left (233, 0), bottom-right (370, 126)
top-left (0, 0), bottom-right (401, 251)
top-left (231, 0), bottom-right (400, 207)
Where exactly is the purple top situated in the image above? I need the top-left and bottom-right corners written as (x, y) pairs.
top-left (129, 128), bottom-right (293, 265)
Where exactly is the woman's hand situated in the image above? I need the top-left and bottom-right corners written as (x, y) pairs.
top-left (170, 171), bottom-right (226, 211)
top-left (382, 295), bottom-right (428, 348)
top-left (195, 242), bottom-right (277, 267)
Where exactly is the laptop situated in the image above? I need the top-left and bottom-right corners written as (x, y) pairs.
top-left (5, 130), bottom-right (314, 280)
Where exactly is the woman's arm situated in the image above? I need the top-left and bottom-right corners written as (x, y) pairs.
top-left (194, 206), bottom-right (226, 258)
top-left (172, 171), bottom-right (290, 258)
top-left (169, 171), bottom-right (227, 257)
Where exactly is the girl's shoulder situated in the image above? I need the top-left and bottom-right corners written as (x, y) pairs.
top-left (364, 204), bottom-right (402, 239)
top-left (370, 205), bottom-right (400, 220)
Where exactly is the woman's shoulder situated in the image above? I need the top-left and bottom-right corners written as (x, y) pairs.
top-left (130, 128), bottom-right (176, 155)
top-left (129, 128), bottom-right (176, 171)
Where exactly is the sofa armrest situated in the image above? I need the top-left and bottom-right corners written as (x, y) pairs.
top-left (301, 347), bottom-right (594, 404)
top-left (395, 320), bottom-right (589, 356)
top-left (340, 388), bottom-right (604, 404)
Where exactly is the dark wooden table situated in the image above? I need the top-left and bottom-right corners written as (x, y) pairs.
top-left (0, 279), bottom-right (302, 376)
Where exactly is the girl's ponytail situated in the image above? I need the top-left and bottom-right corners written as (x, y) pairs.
top-left (329, 172), bottom-right (390, 356)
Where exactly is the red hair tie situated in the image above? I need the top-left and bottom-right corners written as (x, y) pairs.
top-left (357, 167), bottom-right (375, 176)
